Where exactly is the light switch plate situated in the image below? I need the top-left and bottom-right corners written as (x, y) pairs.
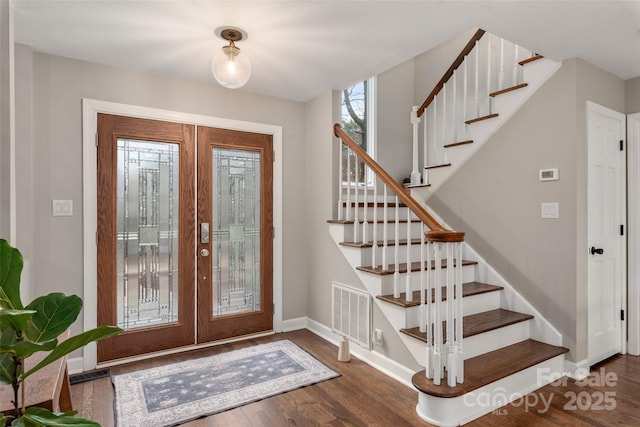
top-left (541, 202), bottom-right (559, 219)
top-left (52, 200), bottom-right (73, 217)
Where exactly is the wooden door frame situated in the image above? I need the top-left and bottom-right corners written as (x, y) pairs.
top-left (586, 100), bottom-right (627, 364)
top-left (80, 98), bottom-right (283, 372)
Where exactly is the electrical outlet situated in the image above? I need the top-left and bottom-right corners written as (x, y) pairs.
top-left (373, 329), bottom-right (383, 346)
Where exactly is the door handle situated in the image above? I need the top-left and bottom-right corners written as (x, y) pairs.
top-left (200, 223), bottom-right (210, 244)
top-left (590, 246), bottom-right (604, 255)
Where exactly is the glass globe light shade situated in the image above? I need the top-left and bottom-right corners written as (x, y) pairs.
top-left (211, 43), bottom-right (251, 89)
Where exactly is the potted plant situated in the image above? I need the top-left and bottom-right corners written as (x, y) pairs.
top-left (0, 238), bottom-right (122, 426)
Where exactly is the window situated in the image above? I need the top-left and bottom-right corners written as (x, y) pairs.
top-left (341, 77), bottom-right (375, 184)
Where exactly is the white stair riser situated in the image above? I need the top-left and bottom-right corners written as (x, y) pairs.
top-left (344, 207), bottom-right (418, 222)
top-left (340, 221), bottom-right (425, 242)
top-left (346, 244), bottom-right (447, 266)
top-left (415, 355), bottom-right (565, 427)
top-left (378, 265), bottom-right (476, 295)
top-left (396, 318), bottom-right (531, 368)
top-left (380, 291), bottom-right (501, 332)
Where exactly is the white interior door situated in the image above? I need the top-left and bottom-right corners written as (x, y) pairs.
top-left (587, 101), bottom-right (626, 365)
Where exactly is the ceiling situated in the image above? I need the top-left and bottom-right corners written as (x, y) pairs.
top-left (12, 1), bottom-right (640, 103)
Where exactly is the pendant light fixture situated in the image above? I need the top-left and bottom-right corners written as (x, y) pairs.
top-left (211, 27), bottom-right (251, 89)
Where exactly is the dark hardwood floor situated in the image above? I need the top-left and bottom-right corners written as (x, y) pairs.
top-left (70, 330), bottom-right (640, 426)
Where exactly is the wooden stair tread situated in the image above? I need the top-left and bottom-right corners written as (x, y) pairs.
top-left (519, 55), bottom-right (544, 66)
top-left (357, 259), bottom-right (477, 275)
top-left (400, 309), bottom-right (533, 342)
top-left (405, 183), bottom-right (432, 189)
top-left (340, 238), bottom-right (422, 248)
top-left (489, 83), bottom-right (528, 97)
top-left (377, 282), bottom-right (503, 307)
top-left (443, 140), bottom-right (473, 149)
top-left (412, 339), bottom-right (568, 398)
top-left (465, 113), bottom-right (499, 125)
top-left (327, 219), bottom-right (421, 225)
top-left (424, 163), bottom-right (451, 170)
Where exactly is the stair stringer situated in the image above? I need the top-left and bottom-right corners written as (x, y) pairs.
top-left (413, 57), bottom-right (562, 200)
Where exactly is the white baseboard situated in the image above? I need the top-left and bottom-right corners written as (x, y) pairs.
top-left (304, 317), bottom-right (415, 389)
top-left (67, 356), bottom-right (85, 375)
top-left (564, 358), bottom-right (590, 380)
top-left (282, 317), bottom-right (308, 332)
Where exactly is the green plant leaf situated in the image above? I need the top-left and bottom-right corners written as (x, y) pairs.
top-left (24, 294), bottom-right (82, 344)
top-left (0, 353), bottom-right (15, 385)
top-left (22, 326), bottom-right (122, 381)
top-left (0, 308), bottom-right (36, 333)
top-left (0, 239), bottom-right (24, 311)
top-left (11, 338), bottom-right (57, 360)
top-left (12, 407), bottom-right (99, 426)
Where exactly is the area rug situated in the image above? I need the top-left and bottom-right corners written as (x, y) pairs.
top-left (112, 340), bottom-right (340, 427)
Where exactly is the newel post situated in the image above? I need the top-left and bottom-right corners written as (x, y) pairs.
top-left (410, 106), bottom-right (421, 186)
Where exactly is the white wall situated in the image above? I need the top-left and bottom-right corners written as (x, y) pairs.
top-left (14, 46), bottom-right (308, 333)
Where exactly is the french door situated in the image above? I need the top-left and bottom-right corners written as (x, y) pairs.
top-left (97, 114), bottom-right (273, 362)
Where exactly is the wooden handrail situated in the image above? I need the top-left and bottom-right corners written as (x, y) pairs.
top-left (416, 28), bottom-right (486, 118)
top-left (334, 124), bottom-right (464, 243)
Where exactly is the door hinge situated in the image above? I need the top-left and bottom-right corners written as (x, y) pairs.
top-left (621, 309), bottom-right (625, 321)
top-left (621, 224), bottom-right (624, 236)
top-left (620, 140), bottom-right (624, 151)
top-left (95, 230), bottom-right (98, 245)
top-left (95, 132), bottom-right (99, 147)
top-left (273, 150), bottom-right (275, 161)
top-left (273, 226), bottom-right (275, 238)
top-left (273, 303), bottom-right (275, 315)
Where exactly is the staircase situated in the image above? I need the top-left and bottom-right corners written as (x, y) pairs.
top-left (329, 29), bottom-right (569, 427)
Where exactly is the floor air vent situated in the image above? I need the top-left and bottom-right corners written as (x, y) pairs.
top-left (332, 282), bottom-right (371, 349)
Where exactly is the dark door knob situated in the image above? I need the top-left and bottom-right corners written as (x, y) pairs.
top-left (590, 246), bottom-right (604, 255)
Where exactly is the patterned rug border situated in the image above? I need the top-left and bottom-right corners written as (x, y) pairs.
top-left (112, 339), bottom-right (340, 427)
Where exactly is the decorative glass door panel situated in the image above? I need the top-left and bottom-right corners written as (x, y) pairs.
top-left (212, 148), bottom-right (261, 317)
top-left (197, 126), bottom-right (273, 343)
top-left (116, 139), bottom-right (180, 330)
top-left (97, 114), bottom-right (195, 362)
top-left (97, 115), bottom-right (272, 361)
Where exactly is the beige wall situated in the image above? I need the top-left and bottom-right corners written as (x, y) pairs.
top-left (0, 1), bottom-right (11, 241)
top-left (627, 76), bottom-right (640, 113)
top-left (15, 47), bottom-right (309, 331)
top-left (428, 58), bottom-right (626, 362)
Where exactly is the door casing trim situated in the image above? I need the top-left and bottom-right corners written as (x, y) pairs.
top-left (82, 98), bottom-right (283, 371)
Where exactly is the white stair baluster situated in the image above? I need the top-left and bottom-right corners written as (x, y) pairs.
top-left (353, 158), bottom-right (359, 243)
top-left (362, 164), bottom-right (368, 244)
top-left (424, 230), bottom-right (433, 379)
top-left (463, 56), bottom-right (469, 139)
top-left (513, 44), bottom-right (520, 86)
top-left (474, 39), bottom-right (480, 118)
top-left (452, 69), bottom-right (457, 144)
top-left (442, 84), bottom-right (447, 154)
top-left (411, 107), bottom-right (421, 185)
top-left (432, 242), bottom-right (442, 385)
top-left (393, 195), bottom-right (400, 298)
top-left (371, 176), bottom-right (378, 267)
top-left (456, 241), bottom-right (464, 383)
top-left (405, 207), bottom-right (412, 302)
top-left (382, 185), bottom-right (388, 269)
top-left (338, 141), bottom-right (344, 220)
top-left (446, 242), bottom-right (457, 387)
top-left (487, 34), bottom-right (492, 114)
top-left (498, 37), bottom-right (505, 90)
top-left (423, 108), bottom-right (429, 184)
top-left (345, 148), bottom-right (352, 221)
